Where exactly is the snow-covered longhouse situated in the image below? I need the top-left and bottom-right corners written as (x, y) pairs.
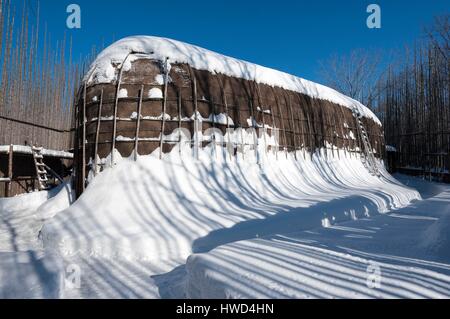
top-left (74, 36), bottom-right (383, 196)
top-left (33, 37), bottom-right (429, 298)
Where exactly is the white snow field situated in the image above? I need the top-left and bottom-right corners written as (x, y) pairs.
top-left (1, 143), bottom-right (450, 298)
top-left (0, 183), bottom-right (73, 298)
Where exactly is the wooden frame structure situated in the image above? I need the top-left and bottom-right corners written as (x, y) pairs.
top-left (0, 145), bottom-right (73, 197)
top-left (74, 56), bottom-right (385, 197)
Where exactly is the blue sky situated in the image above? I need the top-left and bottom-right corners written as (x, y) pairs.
top-left (20, 0), bottom-right (450, 83)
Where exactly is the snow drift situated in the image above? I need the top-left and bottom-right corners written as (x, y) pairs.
top-left (41, 145), bottom-right (419, 269)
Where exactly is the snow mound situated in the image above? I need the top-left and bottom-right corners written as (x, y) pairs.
top-left (85, 36), bottom-right (380, 125)
top-left (0, 251), bottom-right (64, 298)
top-left (186, 235), bottom-right (450, 298)
top-left (41, 146), bottom-right (418, 266)
top-left (419, 190), bottom-right (450, 261)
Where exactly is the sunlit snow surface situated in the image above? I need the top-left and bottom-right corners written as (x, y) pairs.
top-left (1, 146), bottom-right (449, 298)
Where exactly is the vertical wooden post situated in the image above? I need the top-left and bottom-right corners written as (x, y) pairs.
top-left (248, 98), bottom-right (259, 160)
top-left (337, 104), bottom-right (349, 158)
top-left (160, 57), bottom-right (170, 160)
top-left (297, 102), bottom-right (306, 160)
top-left (73, 87), bottom-right (80, 198)
top-left (177, 89), bottom-right (182, 156)
top-left (254, 82), bottom-right (268, 155)
top-left (210, 97), bottom-right (217, 158)
top-left (188, 66), bottom-right (200, 159)
top-left (331, 107), bottom-right (340, 160)
top-left (270, 87), bottom-right (288, 158)
top-left (285, 93), bottom-right (297, 160)
top-left (134, 85), bottom-right (144, 161)
top-left (94, 89), bottom-right (104, 175)
top-left (112, 53), bottom-right (131, 167)
top-left (296, 94), bottom-right (312, 159)
top-left (82, 83), bottom-right (87, 192)
top-left (324, 107), bottom-right (334, 159)
top-left (214, 73), bottom-right (232, 160)
top-left (6, 144), bottom-right (13, 197)
top-left (309, 98), bottom-right (321, 158)
top-left (265, 96), bottom-right (277, 158)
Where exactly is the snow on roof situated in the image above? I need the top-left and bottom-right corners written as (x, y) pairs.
top-left (386, 145), bottom-right (397, 152)
top-left (0, 145), bottom-right (73, 158)
top-left (85, 36), bottom-right (381, 125)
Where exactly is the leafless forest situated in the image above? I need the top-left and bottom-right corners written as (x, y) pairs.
top-left (377, 16), bottom-right (449, 173)
top-left (321, 15), bottom-right (450, 175)
top-left (0, 0), bottom-right (92, 150)
top-left (1, 0), bottom-right (449, 175)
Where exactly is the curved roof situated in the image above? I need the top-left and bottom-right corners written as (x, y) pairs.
top-left (85, 36), bottom-right (381, 125)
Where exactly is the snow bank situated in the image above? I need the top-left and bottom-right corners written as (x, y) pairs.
top-left (0, 183), bottom-right (73, 217)
top-left (0, 190), bottom-right (50, 214)
top-left (41, 145), bottom-right (418, 266)
top-left (85, 36), bottom-right (380, 125)
top-left (35, 183), bottom-right (74, 220)
top-left (185, 235), bottom-right (450, 298)
top-left (0, 251), bottom-right (64, 298)
top-left (419, 189), bottom-right (450, 261)
top-left (185, 175), bottom-right (450, 299)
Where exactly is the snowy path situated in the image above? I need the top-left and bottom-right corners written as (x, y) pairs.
top-left (183, 175), bottom-right (450, 298)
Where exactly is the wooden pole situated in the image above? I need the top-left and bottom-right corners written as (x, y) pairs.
top-left (82, 83), bottom-right (86, 192)
top-left (73, 86), bottom-right (80, 197)
top-left (210, 97), bottom-right (217, 158)
top-left (93, 89), bottom-right (103, 175)
top-left (214, 73), bottom-right (232, 160)
top-left (337, 103), bottom-right (349, 158)
top-left (254, 82), bottom-right (268, 155)
top-left (111, 53), bottom-right (131, 167)
top-left (331, 107), bottom-right (340, 160)
top-left (270, 87), bottom-right (288, 158)
top-left (297, 104), bottom-right (306, 159)
top-left (285, 93), bottom-right (297, 160)
top-left (6, 144), bottom-right (13, 197)
top-left (160, 57), bottom-right (170, 160)
top-left (295, 94), bottom-right (312, 159)
top-left (188, 66), bottom-right (200, 159)
top-left (264, 95), bottom-right (277, 158)
top-left (324, 106), bottom-right (334, 159)
top-left (248, 98), bottom-right (259, 160)
top-left (309, 98), bottom-right (320, 158)
top-left (134, 85), bottom-right (144, 161)
top-left (177, 89), bottom-right (182, 156)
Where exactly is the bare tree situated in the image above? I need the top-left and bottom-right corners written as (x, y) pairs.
top-left (425, 15), bottom-right (449, 61)
top-left (318, 49), bottom-right (382, 108)
top-left (0, 0), bottom-right (91, 150)
top-left (377, 15), bottom-right (450, 177)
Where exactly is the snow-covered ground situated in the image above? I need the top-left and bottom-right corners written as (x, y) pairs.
top-left (0, 184), bottom-right (73, 298)
top-left (185, 175), bottom-right (450, 298)
top-left (0, 147), bottom-right (449, 299)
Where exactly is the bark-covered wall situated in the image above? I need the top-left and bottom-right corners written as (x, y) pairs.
top-left (75, 58), bottom-right (384, 195)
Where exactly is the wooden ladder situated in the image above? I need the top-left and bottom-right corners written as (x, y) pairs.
top-left (32, 146), bottom-right (50, 190)
top-left (352, 108), bottom-right (380, 177)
